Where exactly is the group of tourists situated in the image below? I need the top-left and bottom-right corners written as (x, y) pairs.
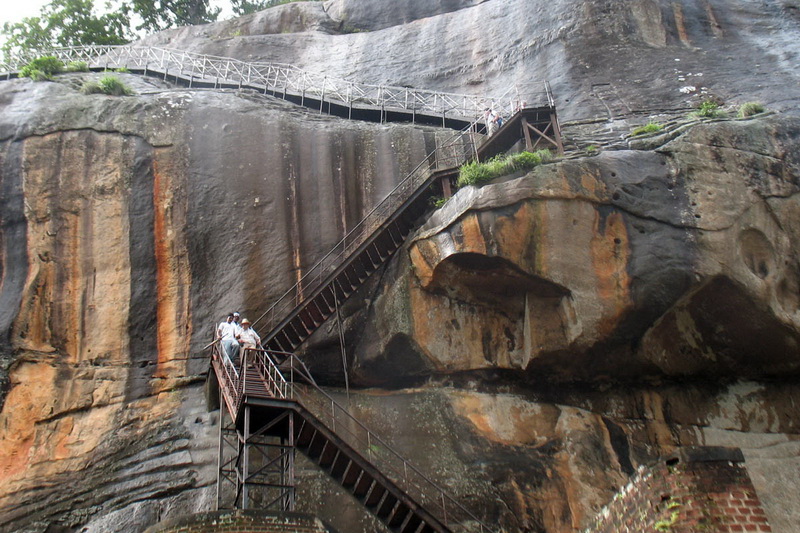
top-left (216, 311), bottom-right (262, 368)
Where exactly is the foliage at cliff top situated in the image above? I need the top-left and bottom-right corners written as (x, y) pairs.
top-left (457, 150), bottom-right (552, 188)
top-left (2, 0), bottom-right (131, 63)
top-left (19, 56), bottom-right (64, 81)
top-left (1, 0), bottom-right (309, 62)
top-left (738, 102), bottom-right (765, 118)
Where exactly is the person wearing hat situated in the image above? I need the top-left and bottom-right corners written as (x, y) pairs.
top-left (236, 318), bottom-right (261, 351)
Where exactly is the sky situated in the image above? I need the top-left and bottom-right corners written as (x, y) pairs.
top-left (0, 0), bottom-right (51, 28)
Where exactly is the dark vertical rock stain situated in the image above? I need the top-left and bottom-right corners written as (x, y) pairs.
top-left (125, 138), bottom-right (158, 401)
top-left (0, 141), bottom-right (28, 410)
top-left (284, 122), bottom-right (302, 287)
top-left (601, 417), bottom-right (634, 475)
top-left (79, 132), bottom-right (95, 359)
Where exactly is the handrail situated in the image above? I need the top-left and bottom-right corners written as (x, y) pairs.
top-left (250, 115), bottom-right (484, 335)
top-left (0, 45), bottom-right (549, 120)
top-left (232, 348), bottom-right (497, 533)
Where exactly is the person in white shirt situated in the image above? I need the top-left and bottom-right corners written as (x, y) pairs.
top-left (232, 312), bottom-right (242, 335)
top-left (216, 313), bottom-right (240, 365)
top-left (236, 319), bottom-right (262, 364)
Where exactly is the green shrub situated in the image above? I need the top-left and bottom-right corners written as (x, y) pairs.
top-left (429, 196), bottom-right (447, 208)
top-left (631, 122), bottom-right (663, 136)
top-left (100, 75), bottom-right (132, 95)
top-left (586, 144), bottom-right (598, 154)
top-left (65, 61), bottom-right (89, 72)
top-left (114, 67), bottom-right (129, 73)
top-left (19, 56), bottom-right (64, 80)
top-left (695, 99), bottom-right (725, 118)
top-left (457, 150), bottom-right (552, 188)
top-left (81, 75), bottom-right (133, 96)
top-left (738, 101), bottom-right (765, 118)
top-left (458, 159), bottom-right (495, 187)
top-left (26, 69), bottom-right (53, 81)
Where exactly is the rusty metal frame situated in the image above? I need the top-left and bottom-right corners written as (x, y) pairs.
top-left (217, 397), bottom-right (297, 512)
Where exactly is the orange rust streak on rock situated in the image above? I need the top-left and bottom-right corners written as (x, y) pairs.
top-left (460, 214), bottom-right (487, 255)
top-left (672, 2), bottom-right (692, 47)
top-left (591, 211), bottom-right (632, 336)
top-left (153, 161), bottom-right (172, 378)
top-left (0, 362), bottom-right (57, 482)
top-left (492, 203), bottom-right (531, 268)
top-left (409, 243), bottom-right (435, 287)
top-left (705, 1), bottom-right (723, 38)
top-left (150, 154), bottom-right (192, 387)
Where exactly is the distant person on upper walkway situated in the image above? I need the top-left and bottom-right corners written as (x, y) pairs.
top-left (484, 108), bottom-right (501, 136)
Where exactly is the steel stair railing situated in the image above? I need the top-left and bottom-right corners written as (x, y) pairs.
top-left (224, 348), bottom-right (498, 533)
top-left (0, 45), bottom-right (548, 121)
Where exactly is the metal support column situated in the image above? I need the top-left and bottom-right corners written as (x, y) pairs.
top-left (216, 398), bottom-right (297, 512)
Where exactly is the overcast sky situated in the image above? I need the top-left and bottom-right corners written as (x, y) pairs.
top-left (1, 0), bottom-right (51, 28)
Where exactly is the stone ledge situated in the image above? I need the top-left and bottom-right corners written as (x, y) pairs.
top-left (143, 510), bottom-right (336, 533)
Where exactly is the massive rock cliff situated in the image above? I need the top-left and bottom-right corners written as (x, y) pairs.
top-left (1, 1), bottom-right (800, 533)
top-left (138, 0), bottom-right (800, 121)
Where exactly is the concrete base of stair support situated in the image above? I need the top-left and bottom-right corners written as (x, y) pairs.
top-left (143, 510), bottom-right (338, 533)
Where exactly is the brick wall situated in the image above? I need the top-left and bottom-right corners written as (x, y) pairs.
top-left (586, 447), bottom-right (772, 533)
top-left (143, 510), bottom-right (334, 533)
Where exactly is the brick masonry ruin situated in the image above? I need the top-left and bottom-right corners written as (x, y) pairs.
top-left (586, 447), bottom-right (772, 533)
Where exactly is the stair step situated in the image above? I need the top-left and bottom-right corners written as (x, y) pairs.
top-left (306, 432), bottom-right (327, 459)
top-left (318, 442), bottom-right (338, 468)
top-left (330, 454), bottom-right (350, 480)
top-left (296, 424), bottom-right (315, 447)
top-left (365, 484), bottom-right (387, 507)
top-left (376, 493), bottom-right (398, 518)
top-left (400, 514), bottom-right (423, 533)
top-left (388, 502), bottom-right (410, 527)
top-left (353, 472), bottom-right (375, 498)
top-left (341, 462), bottom-right (363, 488)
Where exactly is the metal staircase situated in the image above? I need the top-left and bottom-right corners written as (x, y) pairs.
top-left (210, 346), bottom-right (494, 532)
top-left (252, 106), bottom-right (562, 354)
top-left (209, 106), bottom-right (562, 532)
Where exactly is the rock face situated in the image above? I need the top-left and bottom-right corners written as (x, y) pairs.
top-left (0, 73), bottom-right (448, 532)
top-left (0, 1), bottom-right (800, 533)
top-left (138, 0), bottom-right (800, 121)
top-left (346, 115), bottom-right (800, 385)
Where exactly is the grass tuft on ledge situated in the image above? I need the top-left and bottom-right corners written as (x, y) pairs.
top-left (457, 150), bottom-right (552, 188)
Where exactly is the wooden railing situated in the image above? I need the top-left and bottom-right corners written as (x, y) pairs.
top-left (0, 45), bottom-right (553, 121)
